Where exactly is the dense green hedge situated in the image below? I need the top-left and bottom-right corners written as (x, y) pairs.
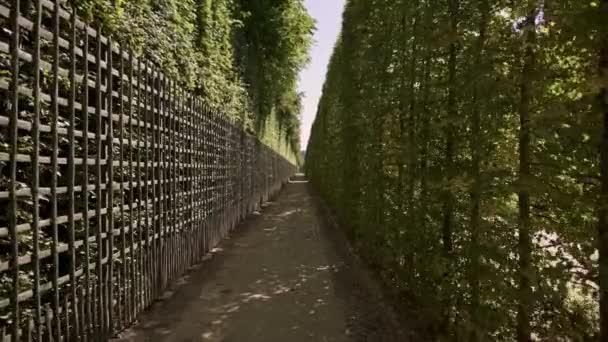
top-left (76, 0), bottom-right (313, 162)
top-left (306, 0), bottom-right (606, 340)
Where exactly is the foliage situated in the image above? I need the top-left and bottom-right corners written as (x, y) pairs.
top-left (73, 0), bottom-right (314, 160)
top-left (306, 0), bottom-right (605, 340)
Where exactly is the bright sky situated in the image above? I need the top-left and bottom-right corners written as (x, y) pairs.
top-left (298, 0), bottom-right (346, 151)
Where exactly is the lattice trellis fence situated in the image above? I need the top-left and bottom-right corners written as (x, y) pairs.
top-left (0, 0), bottom-right (296, 340)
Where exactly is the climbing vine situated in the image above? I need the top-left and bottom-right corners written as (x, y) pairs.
top-left (71, 0), bottom-right (313, 161)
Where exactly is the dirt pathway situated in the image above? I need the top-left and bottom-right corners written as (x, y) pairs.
top-left (114, 177), bottom-right (413, 342)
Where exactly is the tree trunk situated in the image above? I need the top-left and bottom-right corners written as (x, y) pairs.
top-left (516, 23), bottom-right (536, 342)
top-left (598, 1), bottom-right (608, 340)
top-left (418, 0), bottom-right (433, 235)
top-left (398, 3), bottom-right (410, 215)
top-left (419, 55), bottom-right (431, 233)
top-left (469, 1), bottom-right (489, 338)
top-left (439, 0), bottom-right (459, 334)
top-left (406, 11), bottom-right (419, 222)
top-left (443, 0), bottom-right (459, 255)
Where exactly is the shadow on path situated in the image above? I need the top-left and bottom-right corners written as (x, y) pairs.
top-left (113, 179), bottom-right (417, 342)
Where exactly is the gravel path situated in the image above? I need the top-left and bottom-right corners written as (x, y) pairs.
top-left (113, 177), bottom-right (416, 342)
